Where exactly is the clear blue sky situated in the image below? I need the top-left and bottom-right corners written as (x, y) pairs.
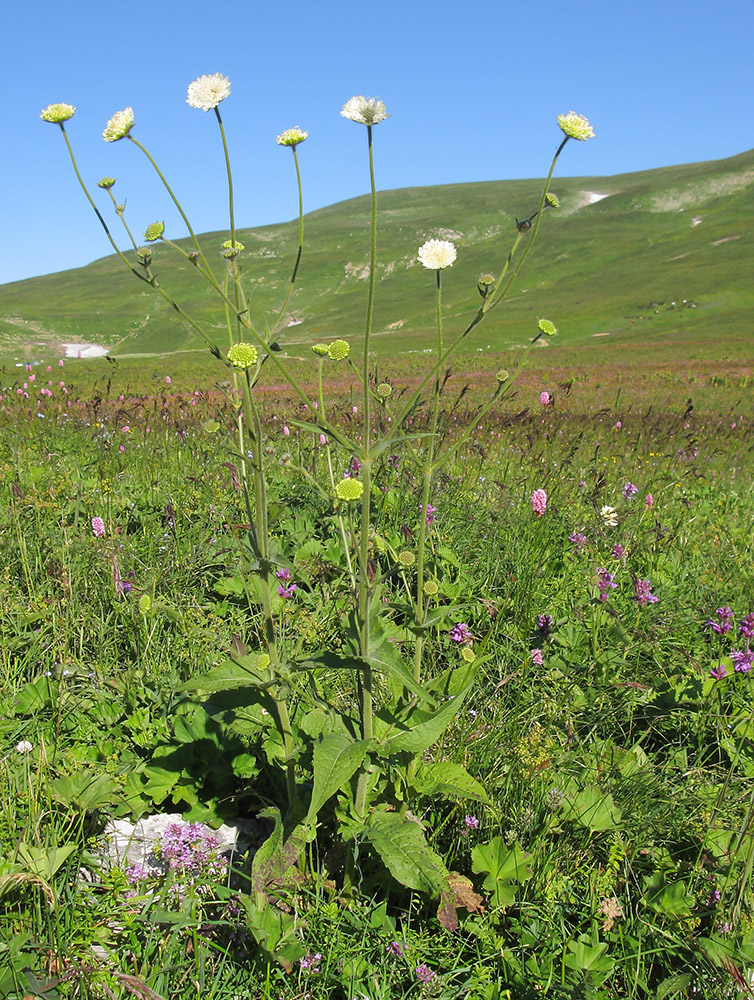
top-left (6, 0), bottom-right (752, 284)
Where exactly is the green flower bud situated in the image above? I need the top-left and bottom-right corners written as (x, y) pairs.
top-left (495, 369), bottom-right (510, 383)
top-left (328, 339), bottom-right (351, 362)
top-left (477, 273), bottom-right (496, 297)
top-left (222, 239), bottom-right (245, 259)
top-left (538, 319), bottom-right (557, 337)
top-left (423, 580), bottom-right (439, 597)
top-left (256, 653), bottom-right (271, 670)
top-left (144, 222), bottom-right (165, 242)
top-left (97, 177), bottom-right (116, 189)
top-left (335, 478), bottom-right (363, 502)
top-left (398, 550), bottom-right (415, 567)
top-left (376, 382), bottom-right (393, 399)
top-left (138, 594), bottom-right (152, 615)
top-left (136, 247), bottom-right (153, 266)
top-left (545, 193), bottom-right (559, 208)
top-left (461, 647), bottom-right (476, 663)
top-left (227, 342), bottom-right (258, 369)
top-left (311, 343), bottom-right (329, 356)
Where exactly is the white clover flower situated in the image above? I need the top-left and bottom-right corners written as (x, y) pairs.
top-left (40, 103), bottom-right (76, 124)
top-left (557, 111), bottom-right (594, 141)
top-left (16, 740), bottom-right (33, 754)
top-left (103, 107), bottom-right (134, 142)
top-left (600, 505), bottom-right (619, 527)
top-left (187, 73), bottom-right (231, 112)
top-left (417, 239), bottom-right (457, 270)
top-left (340, 96), bottom-right (390, 125)
top-left (276, 127), bottom-right (308, 146)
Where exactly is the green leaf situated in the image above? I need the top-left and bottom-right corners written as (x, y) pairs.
top-left (178, 654), bottom-right (269, 693)
top-left (561, 784), bottom-right (622, 832)
top-left (564, 936), bottom-right (614, 979)
top-left (472, 838), bottom-right (533, 908)
top-left (12, 676), bottom-right (54, 715)
top-left (17, 843), bottom-right (77, 879)
top-left (50, 771), bottom-right (116, 812)
top-left (642, 873), bottom-right (694, 916)
top-left (306, 734), bottom-right (371, 824)
top-left (364, 811), bottom-right (449, 897)
top-left (374, 686), bottom-right (472, 756)
top-left (655, 973), bottom-right (693, 999)
top-left (412, 761), bottom-right (489, 803)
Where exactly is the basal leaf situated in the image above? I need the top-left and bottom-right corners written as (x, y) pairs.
top-left (364, 811), bottom-right (449, 898)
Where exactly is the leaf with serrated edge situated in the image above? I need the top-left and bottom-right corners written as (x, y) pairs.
top-left (365, 812), bottom-right (449, 897)
top-left (306, 734), bottom-right (371, 824)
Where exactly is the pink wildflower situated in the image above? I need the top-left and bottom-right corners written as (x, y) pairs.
top-left (645, 493), bottom-right (654, 507)
top-left (91, 516), bottom-right (106, 538)
top-left (540, 390), bottom-right (551, 406)
top-left (531, 488), bottom-right (547, 516)
top-left (531, 648), bottom-right (544, 666)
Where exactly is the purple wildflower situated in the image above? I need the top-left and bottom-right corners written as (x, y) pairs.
top-left (611, 543), bottom-right (625, 560)
top-left (530, 648), bottom-right (544, 666)
top-left (300, 952), bottom-right (322, 973)
top-left (596, 567), bottom-right (618, 602)
top-left (569, 531), bottom-right (588, 551)
top-left (349, 456), bottom-right (362, 475)
top-left (622, 482), bottom-right (639, 499)
top-left (706, 607), bottom-right (734, 634)
top-left (91, 516), bottom-right (106, 538)
top-left (125, 862), bottom-right (150, 884)
top-left (387, 941), bottom-right (404, 957)
top-left (449, 622), bottom-right (473, 645)
top-left (634, 578), bottom-right (658, 606)
top-left (537, 613), bottom-right (553, 637)
top-left (415, 964), bottom-right (435, 985)
top-left (424, 504), bottom-right (437, 526)
top-left (276, 567), bottom-right (297, 599)
top-left (464, 815), bottom-right (480, 829)
top-left (739, 613), bottom-right (754, 638)
top-left (732, 650), bottom-right (754, 673)
top-left (710, 663), bottom-right (727, 680)
top-left (705, 889), bottom-right (722, 907)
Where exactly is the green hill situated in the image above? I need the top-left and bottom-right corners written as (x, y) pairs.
top-left (1, 149), bottom-right (752, 363)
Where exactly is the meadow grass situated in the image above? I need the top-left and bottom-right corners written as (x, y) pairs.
top-left (1, 369), bottom-right (753, 999)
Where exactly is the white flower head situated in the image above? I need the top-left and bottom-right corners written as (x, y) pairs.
top-left (557, 111), bottom-right (594, 141)
top-left (187, 73), bottom-right (231, 112)
top-left (40, 103), bottom-right (76, 124)
top-left (103, 107), bottom-right (134, 142)
top-left (600, 505), bottom-right (619, 527)
top-left (276, 127), bottom-right (308, 147)
top-left (16, 740), bottom-right (33, 754)
top-left (340, 96), bottom-right (389, 126)
top-left (417, 239), bottom-right (457, 270)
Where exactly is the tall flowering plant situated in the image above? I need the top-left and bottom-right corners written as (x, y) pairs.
top-left (42, 87), bottom-right (592, 934)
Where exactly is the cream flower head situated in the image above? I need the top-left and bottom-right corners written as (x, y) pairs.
top-left (103, 107), bottom-right (134, 142)
top-left (276, 127), bottom-right (308, 146)
top-left (557, 112), bottom-right (594, 141)
top-left (40, 103), bottom-right (76, 124)
top-left (187, 73), bottom-right (231, 112)
top-left (340, 96), bottom-right (390, 125)
top-left (417, 239), bottom-right (457, 270)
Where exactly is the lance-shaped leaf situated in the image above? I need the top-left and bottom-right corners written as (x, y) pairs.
top-left (365, 811), bottom-right (449, 898)
top-left (375, 685), bottom-right (472, 756)
top-left (306, 734), bottom-right (372, 825)
top-left (411, 761), bottom-right (489, 803)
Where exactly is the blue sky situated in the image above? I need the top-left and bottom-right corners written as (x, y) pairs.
top-left (6, 0), bottom-right (752, 284)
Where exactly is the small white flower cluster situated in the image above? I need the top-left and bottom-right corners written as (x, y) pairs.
top-left (186, 73), bottom-right (231, 112)
top-left (16, 740), bottom-right (33, 754)
top-left (417, 239), bottom-right (457, 270)
top-left (340, 96), bottom-right (390, 126)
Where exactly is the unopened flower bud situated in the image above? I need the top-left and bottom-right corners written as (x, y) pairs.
top-left (376, 382), bottom-right (393, 399)
top-left (398, 550), bottom-right (415, 567)
top-left (136, 247), bottom-right (153, 266)
top-left (477, 273), bottom-right (495, 298)
top-left (311, 343), bottom-right (329, 356)
top-left (97, 177), bottom-right (116, 189)
top-left (227, 342), bottom-right (258, 369)
top-left (495, 369), bottom-right (510, 383)
top-left (328, 339), bottom-right (351, 362)
top-left (222, 239), bottom-right (245, 259)
top-left (144, 222), bottom-right (165, 242)
top-left (537, 318), bottom-right (557, 337)
top-left (335, 478), bottom-right (364, 502)
top-left (545, 193), bottom-right (559, 208)
top-left (423, 580), bottom-right (439, 597)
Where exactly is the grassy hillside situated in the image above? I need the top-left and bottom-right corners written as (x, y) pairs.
top-left (1, 149), bottom-right (752, 364)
